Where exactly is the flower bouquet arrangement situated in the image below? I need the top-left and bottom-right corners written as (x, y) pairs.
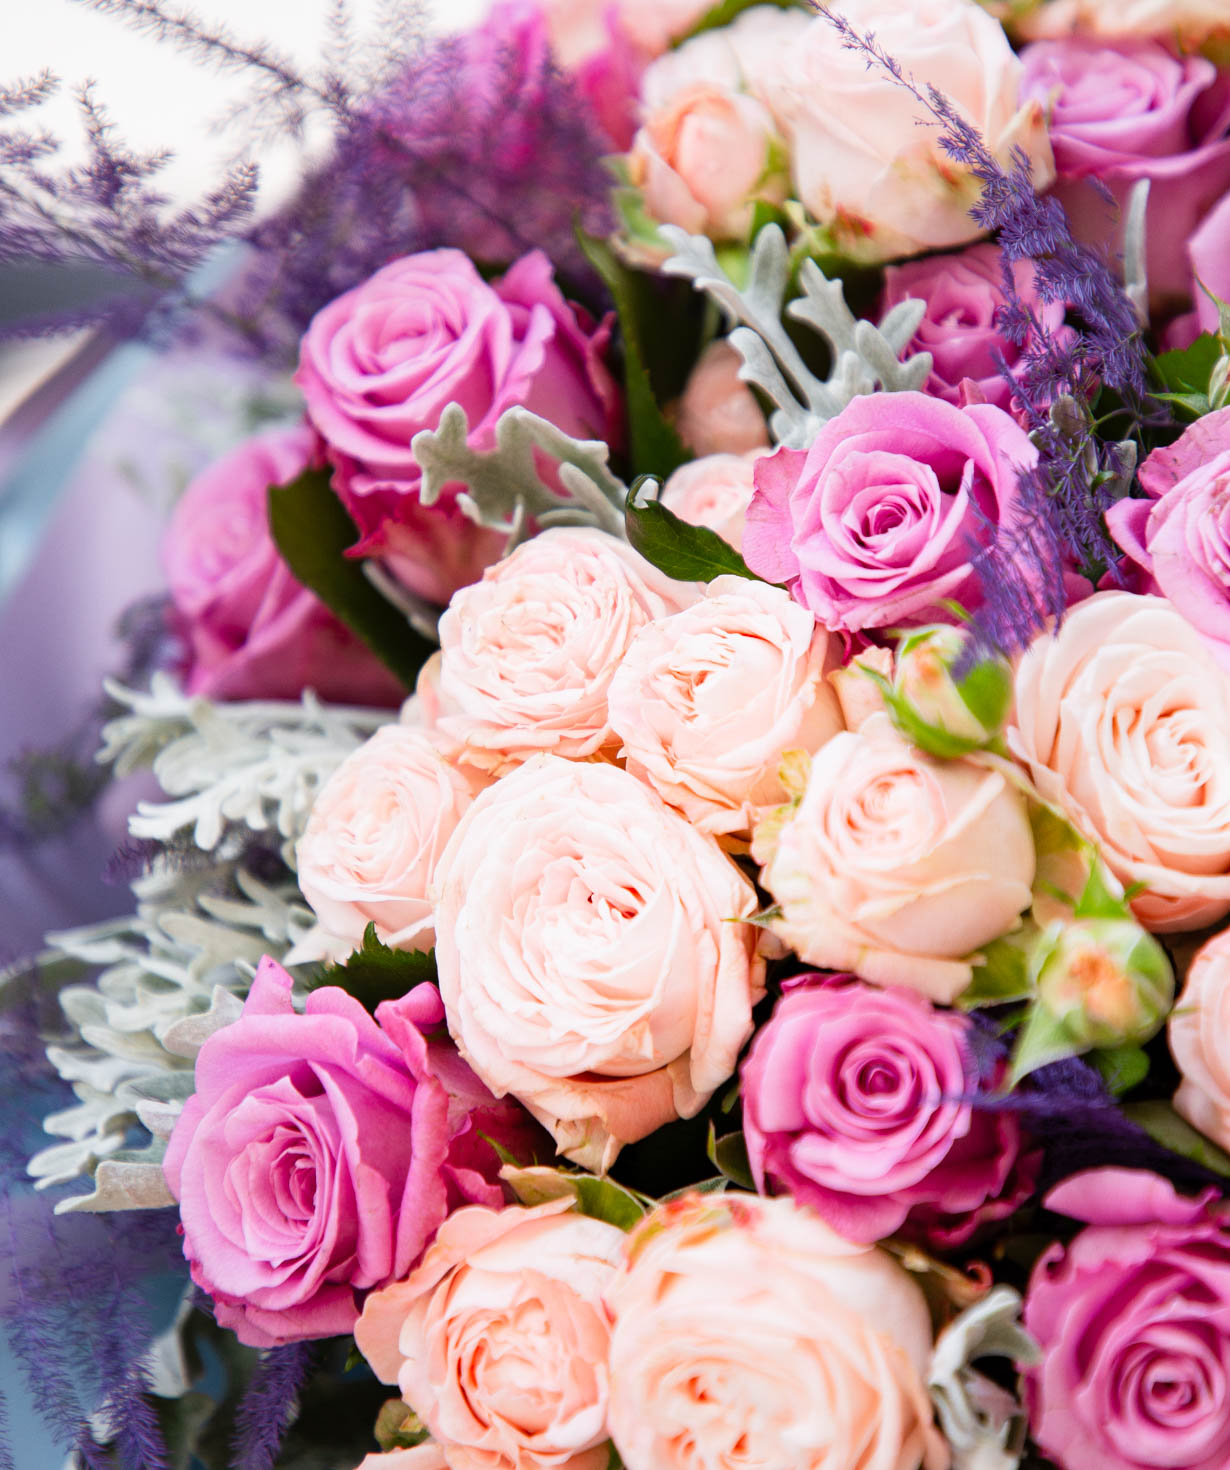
top-left (5, 0), bottom-right (1230, 1466)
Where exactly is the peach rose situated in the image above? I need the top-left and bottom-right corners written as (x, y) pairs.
top-left (356, 1199), bottom-right (624, 1470)
top-left (1018, 0), bottom-right (1230, 45)
top-left (604, 1193), bottom-right (946, 1470)
top-left (358, 1448), bottom-right (446, 1470)
top-left (749, 0), bottom-right (1053, 261)
top-left (1170, 928), bottom-right (1230, 1154)
top-left (1008, 592), bottom-right (1230, 933)
top-left (607, 577), bottom-right (844, 837)
top-left (419, 528), bottom-right (692, 776)
top-left (756, 713), bottom-right (1035, 1002)
top-left (432, 755), bottom-right (765, 1172)
top-left (657, 450), bottom-right (759, 551)
top-left (673, 341), bottom-right (769, 459)
top-left (617, 0), bottom-right (712, 56)
top-left (628, 83), bottom-right (782, 240)
top-left (296, 725), bottom-right (485, 956)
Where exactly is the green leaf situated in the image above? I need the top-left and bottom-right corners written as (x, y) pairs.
top-left (680, 0), bottom-right (806, 43)
top-left (706, 1123), bottom-right (754, 1190)
top-left (607, 1444), bottom-right (627, 1470)
top-left (1008, 1003), bottom-right (1082, 1088)
top-left (1089, 1043), bottom-right (1150, 1096)
top-left (1153, 390), bottom-right (1212, 421)
top-left (961, 927), bottom-right (1038, 1010)
top-left (659, 1176), bottom-right (729, 1203)
top-left (577, 232), bottom-right (693, 480)
top-left (316, 924), bottom-right (437, 1013)
top-left (375, 1399), bottom-right (431, 1452)
top-left (268, 468), bottom-right (434, 688)
top-left (500, 1164), bottom-right (650, 1230)
top-left (1123, 1100), bottom-right (1230, 1177)
top-left (1073, 858), bottom-right (1134, 922)
top-left (625, 478), bottom-right (762, 583)
top-left (1152, 332), bottom-right (1222, 393)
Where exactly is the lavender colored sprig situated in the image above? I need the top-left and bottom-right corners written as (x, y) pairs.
top-left (231, 1342), bottom-right (318, 1470)
top-left (810, 2), bottom-right (1151, 653)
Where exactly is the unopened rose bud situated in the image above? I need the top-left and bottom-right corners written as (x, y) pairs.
top-left (884, 625), bottom-right (1012, 759)
top-left (1035, 918), bottom-right (1173, 1051)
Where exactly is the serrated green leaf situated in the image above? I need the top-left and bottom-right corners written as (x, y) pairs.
top-left (577, 232), bottom-right (693, 480)
top-left (315, 924), bottom-right (437, 1013)
top-left (268, 468), bottom-right (433, 688)
top-left (625, 479), bottom-right (762, 583)
top-left (706, 1123), bottom-right (754, 1189)
top-left (1123, 1100), bottom-right (1230, 1177)
top-left (1090, 1043), bottom-right (1150, 1096)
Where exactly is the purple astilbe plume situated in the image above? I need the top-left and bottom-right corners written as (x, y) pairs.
top-left (811, 2), bottom-right (1152, 654)
top-left (231, 1342), bottom-right (318, 1470)
top-left (2, 0), bottom-right (612, 359)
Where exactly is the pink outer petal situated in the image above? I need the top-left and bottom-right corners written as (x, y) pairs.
top-left (742, 447), bottom-right (809, 584)
top-left (1043, 1167), bottom-right (1219, 1227)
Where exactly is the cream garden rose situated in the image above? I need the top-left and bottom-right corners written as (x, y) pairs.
top-left (608, 577), bottom-right (844, 837)
top-left (1009, 592), bottom-right (1230, 932)
top-left (756, 713), bottom-right (1035, 1002)
top-left (604, 1193), bottom-right (946, 1470)
top-left (432, 755), bottom-right (765, 1172)
top-left (296, 725), bottom-right (485, 955)
top-left (418, 527), bottom-right (692, 775)
top-left (356, 1199), bottom-right (624, 1470)
top-left (1170, 928), bottom-right (1230, 1156)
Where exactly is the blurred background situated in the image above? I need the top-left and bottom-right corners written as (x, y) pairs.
top-left (0, 0), bottom-right (486, 966)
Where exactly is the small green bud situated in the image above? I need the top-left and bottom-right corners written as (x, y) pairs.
top-left (1035, 917), bottom-right (1174, 1051)
top-left (884, 625), bottom-right (1013, 759)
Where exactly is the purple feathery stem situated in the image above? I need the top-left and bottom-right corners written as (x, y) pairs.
top-left (230, 1341), bottom-right (317, 1470)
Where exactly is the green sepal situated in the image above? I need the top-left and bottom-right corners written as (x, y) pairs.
top-left (706, 1123), bottom-right (754, 1190)
top-left (960, 924), bottom-right (1038, 1010)
top-left (268, 468), bottom-right (433, 688)
top-left (500, 1164), bottom-right (651, 1231)
top-left (624, 476), bottom-right (763, 583)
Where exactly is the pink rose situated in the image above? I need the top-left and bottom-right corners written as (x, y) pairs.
top-left (418, 527), bottom-right (692, 776)
top-left (604, 1193), bottom-right (946, 1470)
top-left (880, 243), bottom-right (1068, 413)
top-left (1019, 39), bottom-right (1230, 308)
top-left (743, 975), bottom-right (1037, 1245)
top-left (432, 755), bottom-right (765, 1172)
top-left (657, 450), bottom-right (759, 551)
top-left (1107, 408), bottom-right (1230, 669)
top-left (295, 725), bottom-right (486, 957)
top-left (745, 0), bottom-right (1053, 261)
top-left (628, 83), bottom-right (782, 239)
top-left (673, 340), bottom-right (769, 458)
top-left (162, 958), bottom-right (520, 1347)
top-left (295, 250), bottom-right (619, 604)
top-left (1008, 590), bottom-right (1230, 931)
top-left (1170, 927), bottom-right (1230, 1154)
top-left (530, 0), bottom-right (646, 148)
top-left (161, 426), bottom-right (404, 707)
top-left (607, 576), bottom-right (844, 837)
top-left (742, 392), bottom-right (1038, 634)
top-left (356, 1200), bottom-right (624, 1470)
top-left (1024, 1167), bottom-right (1230, 1470)
top-left (756, 714), bottom-right (1036, 1003)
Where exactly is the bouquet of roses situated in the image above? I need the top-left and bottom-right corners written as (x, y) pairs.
top-left (5, 0), bottom-right (1230, 1466)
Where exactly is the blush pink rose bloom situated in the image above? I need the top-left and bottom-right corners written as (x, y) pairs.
top-left (743, 975), bottom-right (1037, 1246)
top-left (744, 0), bottom-right (1053, 261)
top-left (1169, 927), bottom-right (1230, 1155)
top-left (616, 0), bottom-right (711, 56)
top-left (356, 1199), bottom-right (624, 1470)
top-left (604, 1193), bottom-right (947, 1470)
top-left (657, 450), bottom-right (759, 551)
top-left (1018, 0), bottom-right (1230, 47)
top-left (1024, 1167), bottom-right (1230, 1470)
top-left (673, 340), bottom-right (769, 458)
top-left (418, 527), bottom-right (692, 775)
top-left (1106, 408), bottom-right (1230, 670)
top-left (880, 243), bottom-right (1068, 413)
top-left (1008, 590), bottom-right (1230, 932)
top-left (1019, 39), bottom-right (1230, 309)
top-left (295, 725), bottom-right (487, 957)
top-left (607, 576), bottom-right (844, 837)
top-left (162, 425), bottom-right (404, 707)
top-left (628, 83), bottom-right (782, 240)
top-left (432, 755), bottom-right (765, 1172)
top-left (162, 958), bottom-right (524, 1347)
top-left (742, 392), bottom-right (1038, 634)
top-left (756, 714), bottom-right (1036, 1003)
top-left (295, 249), bottom-right (619, 604)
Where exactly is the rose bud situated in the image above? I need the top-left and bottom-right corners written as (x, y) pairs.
top-left (883, 623), bottom-right (1013, 759)
top-left (1034, 916), bottom-right (1174, 1051)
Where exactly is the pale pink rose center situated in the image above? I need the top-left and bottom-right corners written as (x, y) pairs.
top-left (830, 765), bottom-right (945, 865)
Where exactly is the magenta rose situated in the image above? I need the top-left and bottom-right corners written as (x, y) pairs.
top-left (1024, 1167), bottom-right (1230, 1470)
top-left (1019, 38), bottom-right (1230, 309)
top-left (295, 248), bottom-right (619, 604)
top-left (742, 975), bottom-right (1036, 1246)
top-left (1107, 407), bottom-right (1230, 669)
top-left (741, 391), bottom-right (1035, 632)
top-left (161, 426), bottom-right (403, 706)
top-left (880, 243), bottom-right (1067, 414)
top-left (162, 957), bottom-right (535, 1347)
